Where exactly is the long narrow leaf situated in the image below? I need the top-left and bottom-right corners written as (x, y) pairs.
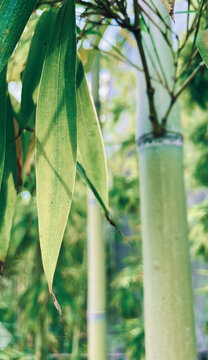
top-left (0, 0), bottom-right (37, 72)
top-left (76, 57), bottom-right (108, 209)
top-left (77, 162), bottom-right (120, 233)
top-left (0, 97), bottom-right (17, 275)
top-left (0, 67), bottom-right (7, 189)
top-left (36, 0), bottom-right (76, 294)
top-left (20, 8), bottom-right (58, 131)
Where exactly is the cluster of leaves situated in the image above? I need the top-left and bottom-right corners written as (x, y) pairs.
top-left (0, 0), bottom-right (108, 304)
top-left (0, 8), bottom-right (145, 358)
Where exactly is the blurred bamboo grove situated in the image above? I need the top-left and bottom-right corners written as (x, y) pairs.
top-left (1, 0), bottom-right (208, 359)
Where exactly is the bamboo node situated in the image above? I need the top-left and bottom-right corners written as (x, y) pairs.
top-left (87, 312), bottom-right (106, 321)
top-left (137, 131), bottom-right (183, 149)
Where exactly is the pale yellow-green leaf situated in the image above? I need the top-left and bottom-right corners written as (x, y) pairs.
top-left (76, 57), bottom-right (108, 209)
top-left (36, 0), bottom-right (76, 293)
top-left (21, 8), bottom-right (58, 131)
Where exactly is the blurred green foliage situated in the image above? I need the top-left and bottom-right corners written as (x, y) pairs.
top-left (0, 17), bottom-right (144, 360)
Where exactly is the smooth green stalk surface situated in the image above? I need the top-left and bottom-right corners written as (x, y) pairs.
top-left (87, 191), bottom-right (106, 360)
top-left (139, 142), bottom-right (197, 359)
top-left (87, 53), bottom-right (106, 360)
top-left (137, 0), bottom-right (197, 358)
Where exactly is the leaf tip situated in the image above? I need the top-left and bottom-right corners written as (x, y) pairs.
top-left (51, 292), bottom-right (63, 317)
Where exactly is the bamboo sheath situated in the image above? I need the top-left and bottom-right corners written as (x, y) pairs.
top-left (137, 1), bottom-right (197, 359)
top-left (87, 55), bottom-right (106, 360)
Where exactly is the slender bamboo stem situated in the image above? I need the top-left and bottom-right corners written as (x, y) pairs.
top-left (71, 252), bottom-right (86, 359)
top-left (87, 54), bottom-right (106, 360)
top-left (87, 191), bottom-right (106, 360)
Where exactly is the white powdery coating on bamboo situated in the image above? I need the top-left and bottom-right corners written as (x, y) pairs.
top-left (137, 132), bottom-right (183, 150)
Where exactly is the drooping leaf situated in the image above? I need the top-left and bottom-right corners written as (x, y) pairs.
top-left (20, 8), bottom-right (58, 131)
top-left (160, 0), bottom-right (175, 20)
top-left (0, 0), bottom-right (38, 73)
top-left (0, 97), bottom-right (17, 274)
top-left (76, 57), bottom-right (108, 209)
top-left (196, 29), bottom-right (208, 68)
top-left (77, 162), bottom-right (120, 232)
top-left (36, 0), bottom-right (77, 293)
top-left (0, 66), bottom-right (7, 189)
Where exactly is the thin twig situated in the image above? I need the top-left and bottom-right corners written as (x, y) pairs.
top-left (162, 61), bottom-right (205, 127)
top-left (142, 36), bottom-right (164, 86)
top-left (133, 0), bottom-right (159, 133)
top-left (148, 0), bottom-right (178, 40)
top-left (139, 3), bottom-right (173, 50)
top-left (176, 49), bottom-right (198, 81)
top-left (186, 0), bottom-right (191, 34)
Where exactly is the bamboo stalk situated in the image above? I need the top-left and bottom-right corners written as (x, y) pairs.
top-left (138, 138), bottom-right (197, 359)
top-left (136, 1), bottom-right (197, 358)
top-left (71, 251), bottom-right (86, 360)
top-left (87, 54), bottom-right (106, 360)
top-left (87, 191), bottom-right (106, 360)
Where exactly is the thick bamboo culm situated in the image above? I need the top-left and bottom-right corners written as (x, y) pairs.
top-left (87, 55), bottom-right (106, 360)
top-left (137, 1), bottom-right (197, 359)
top-left (139, 142), bottom-right (197, 359)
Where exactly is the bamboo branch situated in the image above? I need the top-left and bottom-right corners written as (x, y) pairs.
top-left (133, 0), bottom-right (159, 133)
top-left (148, 0), bottom-right (179, 40)
top-left (176, 49), bottom-right (198, 81)
top-left (162, 61), bottom-right (205, 128)
top-left (139, 3), bottom-right (174, 52)
top-left (91, 43), bottom-right (167, 87)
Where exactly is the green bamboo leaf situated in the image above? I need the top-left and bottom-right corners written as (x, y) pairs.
top-left (36, 0), bottom-right (76, 295)
top-left (20, 8), bottom-right (58, 131)
top-left (77, 162), bottom-right (120, 233)
top-left (77, 162), bottom-right (108, 216)
top-left (0, 97), bottom-right (17, 276)
top-left (0, 67), bottom-right (7, 189)
top-left (76, 57), bottom-right (108, 209)
top-left (161, 0), bottom-right (175, 20)
top-left (196, 29), bottom-right (208, 68)
top-left (0, 0), bottom-right (38, 73)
